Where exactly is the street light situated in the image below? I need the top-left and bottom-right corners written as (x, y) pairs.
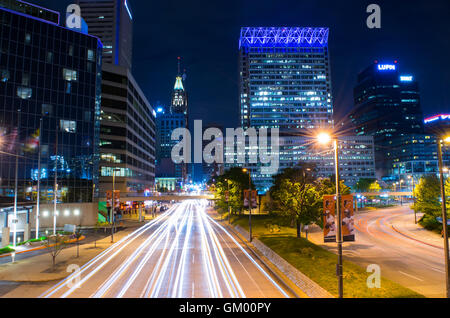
top-left (317, 132), bottom-right (344, 298)
top-left (437, 136), bottom-right (450, 298)
top-left (408, 175), bottom-right (417, 224)
top-left (111, 168), bottom-right (120, 243)
top-left (225, 179), bottom-right (231, 224)
top-left (242, 168), bottom-right (252, 242)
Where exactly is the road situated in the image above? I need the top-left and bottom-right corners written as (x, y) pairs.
top-left (40, 200), bottom-right (291, 298)
top-left (329, 206), bottom-right (446, 298)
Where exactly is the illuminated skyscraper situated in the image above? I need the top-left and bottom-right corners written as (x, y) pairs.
top-left (77, 0), bottom-right (133, 69)
top-left (171, 57), bottom-right (188, 116)
top-left (239, 27), bottom-right (333, 132)
top-left (349, 61), bottom-right (435, 180)
top-left (236, 27), bottom-right (335, 191)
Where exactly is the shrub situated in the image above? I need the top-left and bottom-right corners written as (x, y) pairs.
top-left (419, 214), bottom-right (442, 233)
top-left (0, 247), bottom-right (15, 255)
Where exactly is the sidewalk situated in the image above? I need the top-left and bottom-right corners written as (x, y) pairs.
top-left (0, 219), bottom-right (146, 283)
top-left (387, 211), bottom-right (444, 249)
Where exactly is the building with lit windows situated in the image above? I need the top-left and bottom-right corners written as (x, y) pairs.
top-left (0, 2), bottom-right (102, 204)
top-left (349, 61), bottom-right (439, 180)
top-left (278, 135), bottom-right (376, 188)
top-left (155, 59), bottom-right (189, 189)
top-left (77, 0), bottom-right (133, 69)
top-left (236, 27), bottom-right (334, 191)
top-left (155, 106), bottom-right (186, 190)
top-left (171, 57), bottom-right (188, 116)
top-left (99, 63), bottom-right (156, 194)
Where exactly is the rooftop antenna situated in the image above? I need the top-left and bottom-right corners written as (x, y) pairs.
top-left (177, 56), bottom-right (181, 75)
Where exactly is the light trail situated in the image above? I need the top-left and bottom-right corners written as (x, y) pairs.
top-left (40, 204), bottom-right (179, 298)
top-left (41, 199), bottom-right (290, 298)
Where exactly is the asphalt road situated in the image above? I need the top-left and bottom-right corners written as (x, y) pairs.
top-left (331, 206), bottom-right (446, 298)
top-left (40, 200), bottom-right (290, 298)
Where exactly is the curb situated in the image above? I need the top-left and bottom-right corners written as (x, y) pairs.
top-left (391, 225), bottom-right (443, 250)
top-left (222, 221), bottom-right (307, 298)
top-left (233, 225), bottom-right (334, 298)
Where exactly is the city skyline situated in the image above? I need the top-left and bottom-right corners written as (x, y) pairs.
top-left (39, 0), bottom-right (450, 130)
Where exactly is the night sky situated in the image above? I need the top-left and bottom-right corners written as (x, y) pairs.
top-left (38, 0), bottom-right (450, 129)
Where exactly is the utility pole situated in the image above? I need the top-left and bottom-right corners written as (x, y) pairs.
top-left (334, 139), bottom-right (344, 299)
top-left (12, 108), bottom-right (21, 247)
top-left (437, 140), bottom-right (450, 298)
top-left (53, 125), bottom-right (58, 235)
top-left (36, 117), bottom-right (43, 239)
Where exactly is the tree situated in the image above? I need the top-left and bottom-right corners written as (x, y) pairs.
top-left (212, 167), bottom-right (254, 216)
top-left (413, 175), bottom-right (441, 217)
top-left (368, 180), bottom-right (381, 193)
top-left (355, 178), bottom-right (377, 192)
top-left (271, 178), bottom-right (321, 238)
top-left (270, 165), bottom-right (322, 238)
top-left (74, 225), bottom-right (83, 258)
top-left (45, 234), bottom-right (67, 268)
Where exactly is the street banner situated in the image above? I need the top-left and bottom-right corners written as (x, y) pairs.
top-left (341, 195), bottom-right (355, 242)
top-left (225, 191), bottom-right (229, 202)
top-left (106, 190), bottom-right (120, 209)
top-left (243, 190), bottom-right (258, 208)
top-left (323, 195), bottom-right (336, 243)
top-left (323, 195), bottom-right (356, 243)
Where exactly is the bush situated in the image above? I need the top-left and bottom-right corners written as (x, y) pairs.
top-left (419, 214), bottom-right (442, 233)
top-left (0, 247), bottom-right (15, 255)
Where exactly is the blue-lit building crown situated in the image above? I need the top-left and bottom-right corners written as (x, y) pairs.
top-left (239, 27), bottom-right (329, 49)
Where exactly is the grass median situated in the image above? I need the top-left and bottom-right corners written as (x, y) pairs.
top-left (230, 214), bottom-right (423, 298)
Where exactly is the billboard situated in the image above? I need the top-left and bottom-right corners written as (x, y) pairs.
top-left (243, 190), bottom-right (258, 209)
top-left (323, 195), bottom-right (355, 243)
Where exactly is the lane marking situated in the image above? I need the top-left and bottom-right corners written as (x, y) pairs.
top-left (398, 271), bottom-right (424, 282)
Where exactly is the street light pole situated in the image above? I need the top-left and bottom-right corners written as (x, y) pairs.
top-left (247, 170), bottom-right (252, 243)
top-left (437, 139), bottom-right (450, 298)
top-left (36, 117), bottom-right (43, 239)
top-left (12, 108), bottom-right (21, 247)
top-left (226, 179), bottom-right (231, 224)
top-left (53, 124), bottom-right (58, 235)
top-left (111, 168), bottom-right (117, 243)
top-left (333, 138), bottom-right (344, 299)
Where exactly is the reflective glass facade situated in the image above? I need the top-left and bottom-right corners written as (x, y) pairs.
top-left (0, 6), bottom-right (102, 204)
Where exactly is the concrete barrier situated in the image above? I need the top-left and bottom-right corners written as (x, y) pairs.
top-left (234, 225), bottom-right (334, 298)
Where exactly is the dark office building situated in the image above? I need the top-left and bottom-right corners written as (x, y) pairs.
top-left (0, 3), bottom-right (103, 203)
top-left (77, 0), bottom-right (133, 69)
top-left (99, 63), bottom-right (156, 194)
top-left (349, 61), bottom-right (434, 179)
top-left (155, 105), bottom-right (186, 188)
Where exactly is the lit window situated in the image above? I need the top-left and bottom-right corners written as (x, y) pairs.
top-left (63, 68), bottom-right (78, 81)
top-left (0, 69), bottom-right (9, 82)
top-left (17, 87), bottom-right (32, 99)
top-left (42, 104), bottom-right (53, 116)
top-left (46, 51), bottom-right (53, 63)
top-left (60, 120), bottom-right (76, 133)
top-left (25, 33), bottom-right (31, 44)
top-left (87, 49), bottom-right (95, 61)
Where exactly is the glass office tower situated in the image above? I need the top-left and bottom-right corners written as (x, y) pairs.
top-left (237, 27), bottom-right (333, 191)
top-left (239, 27), bottom-right (333, 132)
top-left (350, 61), bottom-right (437, 180)
top-left (0, 4), bottom-right (102, 204)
